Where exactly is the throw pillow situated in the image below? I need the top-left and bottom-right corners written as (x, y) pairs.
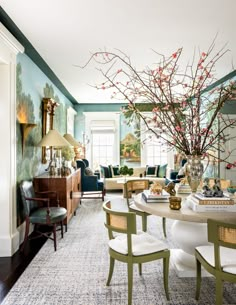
top-left (157, 164), bottom-right (167, 178)
top-left (178, 166), bottom-right (185, 176)
top-left (146, 165), bottom-right (158, 177)
top-left (109, 165), bottom-right (121, 177)
top-left (84, 167), bottom-right (94, 176)
top-left (177, 163), bottom-right (187, 179)
top-left (100, 165), bottom-right (111, 178)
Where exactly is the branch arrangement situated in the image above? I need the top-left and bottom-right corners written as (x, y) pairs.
top-left (82, 40), bottom-right (236, 165)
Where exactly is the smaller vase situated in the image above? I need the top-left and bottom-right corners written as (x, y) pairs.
top-left (169, 196), bottom-right (182, 210)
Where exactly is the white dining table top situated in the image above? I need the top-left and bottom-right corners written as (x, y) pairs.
top-left (134, 193), bottom-right (236, 223)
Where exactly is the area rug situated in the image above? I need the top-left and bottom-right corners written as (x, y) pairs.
top-left (1, 194), bottom-right (236, 305)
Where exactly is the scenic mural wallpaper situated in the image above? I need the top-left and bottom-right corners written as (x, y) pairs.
top-left (16, 54), bottom-right (73, 225)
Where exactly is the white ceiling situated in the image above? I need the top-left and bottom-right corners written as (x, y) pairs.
top-left (1, 0), bottom-right (236, 104)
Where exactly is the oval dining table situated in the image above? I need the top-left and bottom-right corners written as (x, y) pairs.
top-left (134, 192), bottom-right (236, 277)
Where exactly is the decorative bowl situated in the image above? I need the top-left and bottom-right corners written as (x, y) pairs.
top-left (227, 186), bottom-right (236, 194)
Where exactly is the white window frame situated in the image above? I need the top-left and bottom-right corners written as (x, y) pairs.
top-left (140, 117), bottom-right (174, 168)
top-left (91, 131), bottom-right (115, 169)
top-left (84, 112), bottom-right (120, 169)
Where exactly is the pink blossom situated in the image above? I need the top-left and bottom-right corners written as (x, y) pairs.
top-left (172, 52), bottom-right (177, 58)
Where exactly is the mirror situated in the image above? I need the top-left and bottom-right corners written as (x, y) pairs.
top-left (41, 98), bottom-right (59, 163)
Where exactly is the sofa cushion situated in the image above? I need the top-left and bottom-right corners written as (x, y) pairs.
top-left (133, 167), bottom-right (146, 177)
top-left (146, 165), bottom-right (159, 177)
top-left (178, 166), bottom-right (185, 176)
top-left (100, 165), bottom-right (111, 178)
top-left (84, 167), bottom-right (94, 176)
top-left (157, 164), bottom-right (167, 178)
top-left (109, 165), bottom-right (121, 177)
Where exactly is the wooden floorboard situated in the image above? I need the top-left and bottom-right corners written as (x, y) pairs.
top-left (0, 236), bottom-right (47, 303)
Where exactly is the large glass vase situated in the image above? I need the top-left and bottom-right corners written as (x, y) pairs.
top-left (186, 155), bottom-right (204, 193)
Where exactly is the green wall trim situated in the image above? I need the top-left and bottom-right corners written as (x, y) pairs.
top-left (75, 103), bottom-right (126, 112)
top-left (0, 7), bottom-right (78, 105)
top-left (201, 70), bottom-right (236, 93)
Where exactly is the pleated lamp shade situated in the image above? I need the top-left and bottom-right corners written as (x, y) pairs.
top-left (63, 133), bottom-right (80, 147)
top-left (38, 129), bottom-right (71, 147)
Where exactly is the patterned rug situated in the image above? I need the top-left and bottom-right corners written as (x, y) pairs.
top-left (1, 193), bottom-right (236, 305)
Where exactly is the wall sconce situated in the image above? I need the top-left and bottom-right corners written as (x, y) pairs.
top-left (20, 123), bottom-right (37, 156)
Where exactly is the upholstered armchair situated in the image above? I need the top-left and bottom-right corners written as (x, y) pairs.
top-left (76, 159), bottom-right (105, 201)
top-left (20, 181), bottom-right (67, 251)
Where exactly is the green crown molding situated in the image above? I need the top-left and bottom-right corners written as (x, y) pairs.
top-left (0, 6), bottom-right (78, 105)
top-left (122, 70), bottom-right (236, 114)
top-left (201, 70), bottom-right (236, 93)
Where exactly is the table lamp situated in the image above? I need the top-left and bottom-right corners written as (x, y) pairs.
top-left (63, 133), bottom-right (84, 163)
top-left (63, 133), bottom-right (79, 146)
top-left (38, 129), bottom-right (71, 175)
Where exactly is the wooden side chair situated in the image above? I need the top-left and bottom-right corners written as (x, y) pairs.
top-left (124, 179), bottom-right (167, 237)
top-left (103, 200), bottom-right (170, 305)
top-left (195, 219), bottom-right (236, 305)
top-left (20, 181), bottom-right (67, 251)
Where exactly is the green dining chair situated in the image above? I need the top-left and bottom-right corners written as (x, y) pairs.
top-left (124, 179), bottom-right (167, 237)
top-left (195, 218), bottom-right (236, 305)
top-left (103, 200), bottom-right (170, 305)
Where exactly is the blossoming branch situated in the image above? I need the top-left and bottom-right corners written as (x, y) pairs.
top-left (81, 40), bottom-right (236, 164)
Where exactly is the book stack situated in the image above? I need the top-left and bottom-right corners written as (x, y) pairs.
top-left (176, 183), bottom-right (202, 194)
top-left (142, 189), bottom-right (170, 203)
top-left (188, 192), bottom-right (236, 212)
top-left (175, 183), bottom-right (192, 194)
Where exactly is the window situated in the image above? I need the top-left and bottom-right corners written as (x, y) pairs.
top-left (92, 131), bottom-right (115, 169)
top-left (140, 117), bottom-right (169, 166)
top-left (84, 113), bottom-right (120, 170)
top-left (145, 134), bottom-right (168, 165)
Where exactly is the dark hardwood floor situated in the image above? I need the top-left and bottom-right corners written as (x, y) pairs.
top-left (0, 236), bottom-right (47, 304)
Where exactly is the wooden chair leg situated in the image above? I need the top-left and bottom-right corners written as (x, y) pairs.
top-left (163, 256), bottom-right (170, 300)
top-left (162, 217), bottom-right (167, 238)
top-left (60, 221), bottom-right (64, 238)
top-left (102, 189), bottom-right (106, 201)
top-left (215, 278), bottom-right (223, 305)
top-left (53, 224), bottom-right (57, 251)
top-left (106, 256), bottom-right (115, 286)
top-left (127, 263), bottom-right (133, 305)
top-left (138, 263), bottom-right (142, 276)
top-left (195, 258), bottom-right (202, 300)
top-left (20, 218), bottom-right (30, 252)
top-left (142, 214), bottom-right (147, 232)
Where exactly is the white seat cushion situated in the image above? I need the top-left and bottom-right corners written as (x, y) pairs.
top-left (196, 245), bottom-right (236, 274)
top-left (109, 232), bottom-right (168, 256)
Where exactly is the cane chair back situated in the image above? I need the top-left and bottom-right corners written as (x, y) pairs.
top-left (124, 179), bottom-right (167, 237)
top-left (195, 219), bottom-right (236, 305)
